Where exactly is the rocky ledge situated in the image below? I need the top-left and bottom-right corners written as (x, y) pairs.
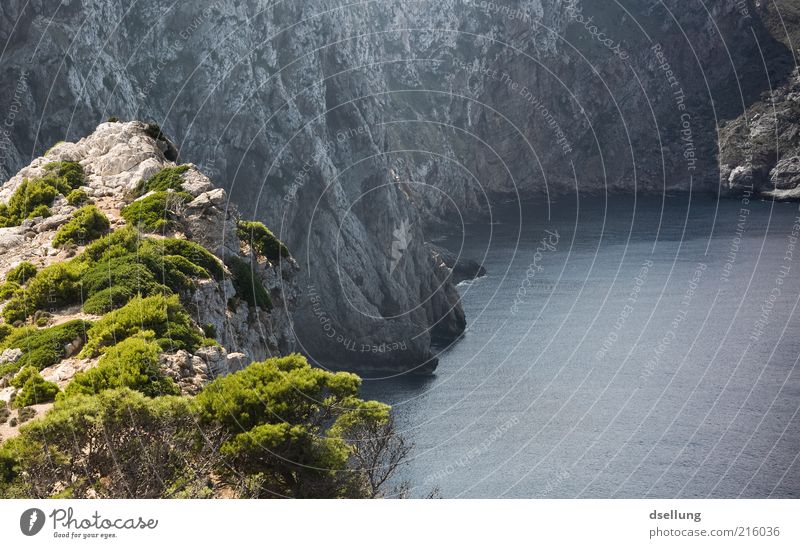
top-left (720, 69), bottom-right (800, 200)
top-left (0, 121), bottom-right (298, 436)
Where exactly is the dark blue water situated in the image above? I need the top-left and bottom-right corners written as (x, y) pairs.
top-left (361, 194), bottom-right (800, 498)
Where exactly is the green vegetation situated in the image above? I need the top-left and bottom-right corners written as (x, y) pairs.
top-left (44, 161), bottom-right (84, 190)
top-left (0, 282), bottom-right (19, 300)
top-left (2, 228), bottom-right (222, 322)
top-left (227, 256), bottom-right (271, 311)
top-left (82, 294), bottom-right (206, 357)
top-left (66, 188), bottom-right (90, 207)
top-left (0, 355), bottom-right (408, 498)
top-left (120, 191), bottom-right (192, 232)
top-left (52, 205), bottom-right (110, 247)
top-left (5, 262), bottom-right (37, 285)
top-left (237, 220), bottom-right (290, 261)
top-left (133, 165), bottom-right (189, 197)
top-left (1, 262), bottom-right (83, 324)
top-left (65, 336), bottom-right (178, 398)
top-left (0, 161), bottom-right (84, 227)
top-left (17, 407), bottom-right (36, 424)
top-left (0, 320), bottom-right (90, 378)
top-left (107, 117), bottom-right (120, 123)
top-left (11, 367), bottom-right (60, 408)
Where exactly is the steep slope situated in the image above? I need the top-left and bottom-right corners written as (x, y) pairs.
top-left (0, 121), bottom-right (298, 436)
top-left (718, 1), bottom-right (800, 198)
top-left (0, 0), bottom-right (794, 370)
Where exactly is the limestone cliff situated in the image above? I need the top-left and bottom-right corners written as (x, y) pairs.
top-left (0, 0), bottom-right (796, 371)
top-left (0, 121), bottom-right (299, 434)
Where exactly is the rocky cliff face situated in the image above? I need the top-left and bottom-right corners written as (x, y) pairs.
top-left (0, 121), bottom-right (298, 410)
top-left (0, 0), bottom-right (795, 371)
top-left (717, 1), bottom-right (800, 199)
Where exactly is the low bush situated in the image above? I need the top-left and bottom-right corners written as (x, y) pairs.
top-left (66, 189), bottom-right (90, 207)
top-left (43, 161), bottom-right (85, 190)
top-left (11, 367), bottom-right (60, 408)
top-left (120, 191), bottom-right (192, 232)
top-left (17, 407), bottom-right (36, 423)
top-left (52, 205), bottom-right (110, 247)
top-left (3, 229), bottom-right (222, 322)
top-left (227, 257), bottom-right (271, 311)
top-left (133, 165), bottom-right (189, 197)
top-left (0, 282), bottom-right (20, 301)
top-left (0, 320), bottom-right (91, 378)
top-left (237, 220), bottom-right (290, 261)
top-left (5, 262), bottom-right (37, 285)
top-left (65, 335), bottom-right (178, 398)
top-left (0, 162), bottom-right (84, 227)
top-left (82, 294), bottom-right (205, 357)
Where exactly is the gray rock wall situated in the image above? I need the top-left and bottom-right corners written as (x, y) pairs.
top-left (0, 0), bottom-right (794, 371)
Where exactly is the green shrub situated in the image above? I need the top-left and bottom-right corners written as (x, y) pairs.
top-left (43, 161), bottom-right (85, 190)
top-left (66, 189), bottom-right (90, 207)
top-left (0, 282), bottom-right (20, 301)
top-left (227, 257), bottom-right (271, 311)
top-left (52, 205), bottom-right (110, 247)
top-left (2, 262), bottom-right (84, 323)
top-left (159, 238), bottom-right (224, 280)
top-left (80, 226), bottom-right (141, 263)
top-left (17, 407), bottom-right (37, 423)
top-left (65, 335), bottom-right (178, 398)
top-left (0, 178), bottom-right (58, 227)
top-left (237, 220), bottom-right (290, 261)
top-left (133, 165), bottom-right (189, 197)
top-left (28, 204), bottom-right (51, 219)
top-left (4, 228), bottom-right (221, 322)
top-left (107, 117), bottom-right (120, 123)
top-left (120, 191), bottom-right (192, 232)
top-left (12, 367), bottom-right (60, 407)
top-left (0, 162), bottom-right (84, 227)
top-left (0, 320), bottom-right (90, 378)
top-left (5, 262), bottom-right (37, 285)
top-left (82, 294), bottom-right (204, 357)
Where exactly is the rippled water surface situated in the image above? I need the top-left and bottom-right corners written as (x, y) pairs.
top-left (361, 194), bottom-right (800, 498)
